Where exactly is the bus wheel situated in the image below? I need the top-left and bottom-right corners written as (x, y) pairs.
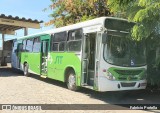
top-left (67, 71), bottom-right (79, 91)
top-left (24, 63), bottom-right (30, 77)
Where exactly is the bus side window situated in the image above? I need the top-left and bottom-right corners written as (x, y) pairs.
top-left (12, 41), bottom-right (17, 52)
top-left (33, 37), bottom-right (41, 52)
top-left (67, 40), bottom-right (82, 51)
top-left (26, 39), bottom-right (33, 52)
top-left (59, 42), bottom-right (65, 51)
top-left (52, 43), bottom-right (58, 51)
top-left (22, 40), bottom-right (27, 52)
top-left (67, 29), bottom-right (82, 52)
top-left (51, 32), bottom-right (67, 52)
top-left (75, 29), bottom-right (82, 40)
top-left (18, 44), bottom-right (23, 52)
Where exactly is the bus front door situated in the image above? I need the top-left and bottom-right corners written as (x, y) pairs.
top-left (82, 33), bottom-right (96, 86)
top-left (41, 40), bottom-right (49, 76)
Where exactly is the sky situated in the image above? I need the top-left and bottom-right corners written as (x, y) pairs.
top-left (0, 0), bottom-right (53, 46)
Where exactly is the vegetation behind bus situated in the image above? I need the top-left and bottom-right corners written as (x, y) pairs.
top-left (108, 0), bottom-right (160, 88)
top-left (44, 0), bottom-right (111, 27)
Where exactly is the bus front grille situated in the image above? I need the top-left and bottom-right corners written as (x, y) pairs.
top-left (115, 70), bottom-right (142, 75)
top-left (118, 77), bottom-right (138, 81)
top-left (121, 82), bottom-right (136, 87)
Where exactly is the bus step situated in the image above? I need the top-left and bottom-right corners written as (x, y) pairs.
top-left (40, 75), bottom-right (47, 78)
top-left (82, 85), bottom-right (93, 89)
top-left (81, 83), bottom-right (88, 86)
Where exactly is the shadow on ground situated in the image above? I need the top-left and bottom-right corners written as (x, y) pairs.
top-left (29, 71), bottom-right (160, 104)
top-left (0, 67), bottom-right (23, 77)
top-left (29, 73), bottom-right (160, 111)
top-left (1, 67), bottom-right (160, 107)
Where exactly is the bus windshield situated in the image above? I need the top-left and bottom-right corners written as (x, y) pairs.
top-left (103, 35), bottom-right (146, 67)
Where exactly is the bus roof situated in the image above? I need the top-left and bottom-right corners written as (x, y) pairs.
top-left (45, 17), bottom-right (130, 34)
top-left (17, 17), bottom-right (130, 40)
top-left (17, 32), bottom-right (49, 40)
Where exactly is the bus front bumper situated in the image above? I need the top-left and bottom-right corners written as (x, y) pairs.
top-left (98, 76), bottom-right (147, 92)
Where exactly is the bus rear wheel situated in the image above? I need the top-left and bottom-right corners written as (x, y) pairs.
top-left (67, 71), bottom-right (79, 91)
top-left (24, 63), bottom-right (30, 77)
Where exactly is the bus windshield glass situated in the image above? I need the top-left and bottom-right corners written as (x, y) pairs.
top-left (103, 34), bottom-right (146, 67)
top-left (104, 19), bottom-right (146, 67)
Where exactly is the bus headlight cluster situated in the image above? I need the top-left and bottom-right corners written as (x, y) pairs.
top-left (106, 71), bottom-right (116, 80)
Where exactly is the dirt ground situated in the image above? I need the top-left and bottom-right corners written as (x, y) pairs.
top-left (0, 65), bottom-right (159, 113)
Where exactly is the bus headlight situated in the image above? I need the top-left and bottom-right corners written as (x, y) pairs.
top-left (106, 71), bottom-right (116, 80)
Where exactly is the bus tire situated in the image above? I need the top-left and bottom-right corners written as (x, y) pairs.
top-left (67, 71), bottom-right (79, 91)
top-left (24, 63), bottom-right (30, 77)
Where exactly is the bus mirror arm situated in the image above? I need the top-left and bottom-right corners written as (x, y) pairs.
top-left (102, 33), bottom-right (108, 43)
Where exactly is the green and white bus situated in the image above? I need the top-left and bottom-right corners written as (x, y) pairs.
top-left (11, 17), bottom-right (147, 92)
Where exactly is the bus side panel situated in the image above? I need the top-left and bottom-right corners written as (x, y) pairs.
top-left (21, 52), bottom-right (41, 75)
top-left (47, 52), bottom-right (81, 86)
top-left (30, 53), bottom-right (41, 75)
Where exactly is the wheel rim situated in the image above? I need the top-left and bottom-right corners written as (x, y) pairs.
top-left (68, 74), bottom-right (75, 88)
top-left (24, 65), bottom-right (27, 75)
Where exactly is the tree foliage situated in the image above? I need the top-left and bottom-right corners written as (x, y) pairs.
top-left (108, 0), bottom-right (160, 41)
top-left (44, 0), bottom-right (111, 27)
top-left (108, 0), bottom-right (160, 87)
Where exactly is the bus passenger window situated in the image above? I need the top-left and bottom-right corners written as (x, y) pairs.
top-left (75, 29), bottom-right (82, 40)
top-left (33, 37), bottom-right (41, 52)
top-left (52, 43), bottom-right (58, 51)
top-left (22, 40), bottom-right (27, 52)
top-left (67, 29), bottom-right (82, 52)
top-left (69, 32), bottom-right (75, 40)
top-left (59, 42), bottom-right (66, 51)
top-left (26, 39), bottom-right (33, 52)
top-left (68, 29), bottom-right (82, 41)
top-left (12, 41), bottom-right (17, 52)
top-left (67, 40), bottom-right (81, 52)
top-left (51, 32), bottom-right (67, 52)
top-left (18, 44), bottom-right (23, 52)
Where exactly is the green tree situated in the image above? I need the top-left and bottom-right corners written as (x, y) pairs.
top-left (44, 0), bottom-right (111, 27)
top-left (108, 0), bottom-right (160, 41)
top-left (108, 0), bottom-right (160, 87)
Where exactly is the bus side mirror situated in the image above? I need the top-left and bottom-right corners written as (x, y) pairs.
top-left (14, 49), bottom-right (17, 53)
top-left (102, 33), bottom-right (108, 43)
top-left (14, 49), bottom-right (18, 54)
